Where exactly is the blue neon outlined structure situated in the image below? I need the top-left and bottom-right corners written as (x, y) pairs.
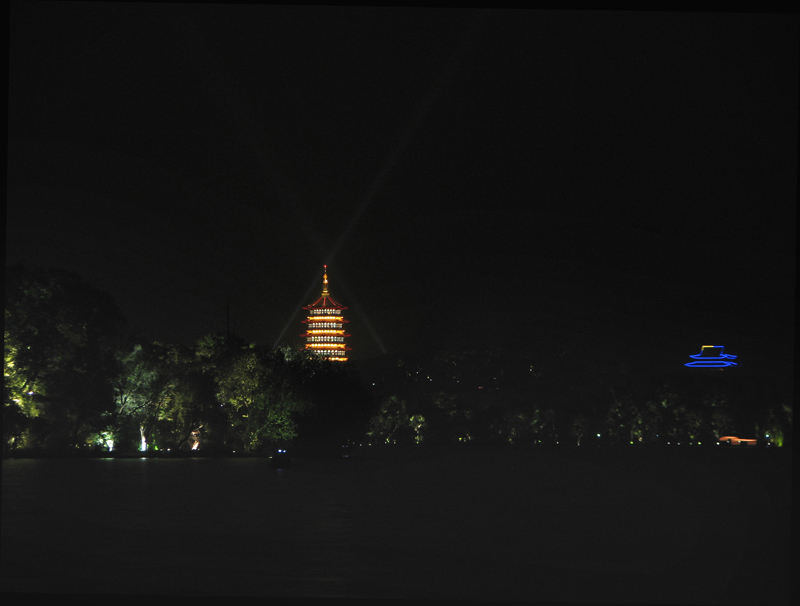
top-left (685, 345), bottom-right (738, 368)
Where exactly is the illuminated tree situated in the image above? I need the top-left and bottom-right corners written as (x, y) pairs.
top-left (3, 333), bottom-right (35, 451)
top-left (162, 338), bottom-right (231, 451)
top-left (489, 403), bottom-right (557, 446)
top-left (601, 388), bottom-right (638, 445)
top-left (112, 341), bottom-right (175, 452)
top-left (110, 335), bottom-right (236, 453)
top-left (756, 402), bottom-right (792, 447)
top-left (216, 346), bottom-right (310, 453)
top-left (409, 413), bottom-right (427, 444)
top-left (4, 264), bottom-right (125, 451)
top-left (366, 395), bottom-right (411, 445)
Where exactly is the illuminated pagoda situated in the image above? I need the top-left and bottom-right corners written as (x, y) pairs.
top-left (301, 265), bottom-right (351, 362)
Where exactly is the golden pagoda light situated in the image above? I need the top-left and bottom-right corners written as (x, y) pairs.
top-left (301, 265), bottom-right (351, 362)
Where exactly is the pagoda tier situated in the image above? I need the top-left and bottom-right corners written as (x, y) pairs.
top-left (301, 265), bottom-right (352, 362)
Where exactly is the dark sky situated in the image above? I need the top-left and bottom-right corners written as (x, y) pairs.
top-left (7, 4), bottom-right (797, 370)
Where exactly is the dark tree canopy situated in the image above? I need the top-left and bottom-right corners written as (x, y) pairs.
top-left (4, 264), bottom-right (126, 451)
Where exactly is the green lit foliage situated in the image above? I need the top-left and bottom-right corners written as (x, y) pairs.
top-left (656, 377), bottom-right (729, 445)
top-left (112, 341), bottom-right (175, 452)
top-left (3, 333), bottom-right (34, 451)
top-left (157, 340), bottom-right (224, 451)
top-left (4, 264), bottom-right (125, 452)
top-left (110, 335), bottom-right (360, 455)
top-left (111, 334), bottom-right (251, 453)
top-left (365, 395), bottom-right (427, 447)
top-left (360, 346), bottom-right (794, 450)
top-left (757, 402), bottom-right (792, 447)
top-left (602, 387), bottom-right (655, 446)
top-left (364, 396), bottom-right (431, 446)
top-left (366, 395), bottom-right (411, 445)
top-left (490, 404), bottom-right (557, 446)
top-left (215, 345), bottom-right (310, 453)
top-left (595, 373), bottom-right (754, 446)
top-left (363, 348), bottom-right (572, 447)
top-left (409, 413), bottom-right (427, 444)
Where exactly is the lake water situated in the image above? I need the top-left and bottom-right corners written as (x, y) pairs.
top-left (1, 448), bottom-right (791, 603)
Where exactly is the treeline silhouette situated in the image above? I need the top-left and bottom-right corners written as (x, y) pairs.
top-left (4, 264), bottom-right (792, 456)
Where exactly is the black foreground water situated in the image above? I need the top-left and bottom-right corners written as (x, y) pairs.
top-left (1, 447), bottom-right (792, 603)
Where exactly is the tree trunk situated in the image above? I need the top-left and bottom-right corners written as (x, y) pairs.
top-left (139, 424), bottom-right (148, 451)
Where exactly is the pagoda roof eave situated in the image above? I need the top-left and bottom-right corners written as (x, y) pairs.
top-left (303, 295), bottom-right (348, 310)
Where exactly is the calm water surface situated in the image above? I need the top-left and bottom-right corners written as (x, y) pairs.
top-left (1, 449), bottom-right (791, 602)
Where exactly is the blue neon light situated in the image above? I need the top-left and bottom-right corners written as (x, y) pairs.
top-left (685, 345), bottom-right (738, 368)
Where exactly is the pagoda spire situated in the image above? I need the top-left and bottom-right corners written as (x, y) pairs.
top-left (321, 264), bottom-right (330, 297)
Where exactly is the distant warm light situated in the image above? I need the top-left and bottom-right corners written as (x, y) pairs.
top-left (685, 345), bottom-right (738, 367)
top-left (717, 435), bottom-right (757, 446)
top-left (301, 266), bottom-right (351, 362)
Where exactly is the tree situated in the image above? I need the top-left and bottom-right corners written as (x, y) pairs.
top-left (569, 413), bottom-right (589, 446)
top-left (112, 341), bottom-right (175, 452)
top-left (4, 264), bottom-right (125, 452)
top-left (153, 340), bottom-right (220, 451)
top-left (430, 390), bottom-right (473, 444)
top-left (286, 351), bottom-right (374, 455)
top-left (366, 395), bottom-right (411, 445)
top-left (215, 345), bottom-right (310, 453)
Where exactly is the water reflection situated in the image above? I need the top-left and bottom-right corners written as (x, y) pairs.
top-left (1, 451), bottom-right (790, 601)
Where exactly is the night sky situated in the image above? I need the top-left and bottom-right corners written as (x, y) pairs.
top-left (7, 5), bottom-right (796, 371)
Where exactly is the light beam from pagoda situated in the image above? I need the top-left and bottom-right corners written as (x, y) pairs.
top-left (272, 276), bottom-right (320, 350)
top-left (312, 264), bottom-right (387, 356)
top-left (269, 25), bottom-right (476, 354)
